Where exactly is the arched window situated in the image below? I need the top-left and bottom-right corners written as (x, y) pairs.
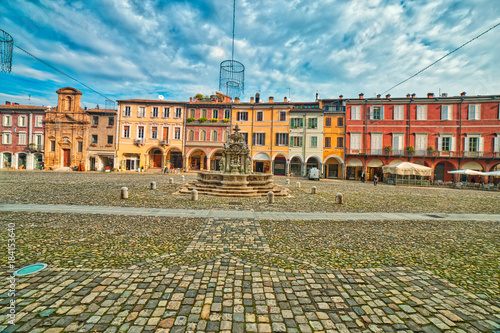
top-left (199, 130), bottom-right (206, 141)
top-left (188, 130), bottom-right (194, 141)
top-left (211, 130), bottom-right (218, 142)
top-left (65, 96), bottom-right (72, 111)
top-left (224, 130), bottom-right (229, 142)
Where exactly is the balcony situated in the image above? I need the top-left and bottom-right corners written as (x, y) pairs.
top-left (134, 138), bottom-right (144, 146)
top-left (323, 105), bottom-right (346, 112)
top-left (347, 149), bottom-right (499, 159)
top-left (27, 144), bottom-right (44, 153)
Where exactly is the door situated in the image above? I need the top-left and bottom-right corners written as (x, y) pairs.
top-left (153, 153), bottom-right (162, 167)
top-left (256, 162), bottom-right (264, 173)
top-left (63, 149), bottom-right (71, 167)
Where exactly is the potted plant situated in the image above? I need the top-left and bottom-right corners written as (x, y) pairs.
top-left (384, 146), bottom-right (392, 154)
top-left (198, 117), bottom-right (207, 123)
top-left (222, 118), bottom-right (230, 123)
top-left (210, 118), bottom-right (218, 123)
top-left (406, 145), bottom-right (415, 156)
top-left (186, 117), bottom-right (195, 123)
top-left (140, 166), bottom-right (144, 172)
top-left (427, 146), bottom-right (436, 156)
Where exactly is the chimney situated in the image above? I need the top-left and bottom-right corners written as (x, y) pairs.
top-left (411, 93), bottom-right (416, 98)
top-left (460, 91), bottom-right (466, 96)
top-left (377, 94), bottom-right (381, 99)
top-left (385, 94), bottom-right (391, 99)
top-left (5, 101), bottom-right (10, 105)
top-left (359, 93), bottom-right (364, 99)
top-left (234, 97), bottom-right (240, 103)
top-left (269, 96), bottom-right (274, 103)
top-left (315, 93), bottom-right (319, 101)
top-left (250, 97), bottom-right (254, 104)
top-left (189, 97), bottom-right (192, 102)
top-left (284, 97), bottom-right (287, 103)
top-left (406, 93), bottom-right (411, 98)
top-left (427, 93), bottom-right (434, 98)
top-left (255, 93), bottom-right (260, 103)
top-left (339, 95), bottom-right (343, 99)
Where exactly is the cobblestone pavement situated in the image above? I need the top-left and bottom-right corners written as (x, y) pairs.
top-left (1, 216), bottom-right (499, 332)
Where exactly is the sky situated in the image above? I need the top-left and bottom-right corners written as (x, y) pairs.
top-left (1, 0), bottom-right (500, 108)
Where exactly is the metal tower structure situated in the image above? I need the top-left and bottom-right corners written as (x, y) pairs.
top-left (0, 29), bottom-right (13, 73)
top-left (219, 0), bottom-right (244, 99)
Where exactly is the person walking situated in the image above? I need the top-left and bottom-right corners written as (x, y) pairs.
top-left (374, 174), bottom-right (378, 186)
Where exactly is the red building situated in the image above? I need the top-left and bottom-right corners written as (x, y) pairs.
top-left (345, 93), bottom-right (500, 182)
top-left (0, 101), bottom-right (47, 170)
top-left (184, 93), bottom-right (232, 171)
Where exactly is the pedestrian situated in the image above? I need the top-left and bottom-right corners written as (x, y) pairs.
top-left (360, 172), bottom-right (365, 183)
top-left (374, 174), bottom-right (378, 186)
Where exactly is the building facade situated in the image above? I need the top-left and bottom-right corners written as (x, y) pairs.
top-left (345, 93), bottom-right (500, 182)
top-left (320, 98), bottom-right (346, 179)
top-left (44, 87), bottom-right (89, 170)
top-left (184, 93), bottom-right (232, 171)
top-left (116, 99), bottom-right (185, 171)
top-left (0, 102), bottom-right (46, 170)
top-left (87, 108), bottom-right (117, 171)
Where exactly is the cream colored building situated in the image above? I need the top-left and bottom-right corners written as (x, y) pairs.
top-left (116, 99), bottom-right (185, 171)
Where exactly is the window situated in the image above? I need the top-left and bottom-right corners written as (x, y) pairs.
top-left (325, 117), bottom-right (331, 127)
top-left (202, 109), bottom-right (207, 118)
top-left (3, 115), bottom-right (12, 126)
top-left (212, 109), bottom-right (219, 119)
top-left (152, 107), bottom-right (159, 118)
top-left (337, 117), bottom-right (344, 127)
top-left (188, 130), bottom-right (194, 141)
top-left (162, 127), bottom-right (169, 141)
top-left (256, 111), bottom-right (263, 121)
top-left (188, 109), bottom-right (194, 118)
top-left (77, 141), bottom-right (83, 152)
top-left (174, 128), bottom-right (181, 140)
top-left (108, 117), bottom-right (114, 126)
top-left (290, 117), bottom-right (303, 128)
top-left (91, 135), bottom-right (98, 144)
top-left (175, 108), bottom-right (182, 118)
top-left (276, 133), bottom-right (289, 146)
top-left (290, 136), bottom-right (303, 147)
top-left (279, 111), bottom-right (286, 121)
top-left (2, 132), bottom-right (11, 144)
top-left (107, 136), bottom-right (113, 145)
top-left (415, 134), bottom-right (427, 154)
top-left (138, 126), bottom-right (144, 139)
top-left (124, 106), bottom-right (131, 117)
top-left (308, 118), bottom-right (318, 129)
top-left (224, 109), bottom-right (231, 119)
top-left (18, 132), bottom-right (26, 145)
top-left (469, 137), bottom-right (479, 152)
top-left (468, 104), bottom-right (481, 120)
top-left (324, 137), bottom-right (331, 148)
top-left (163, 107), bottom-right (170, 118)
top-left (337, 137), bottom-right (344, 148)
top-left (199, 130), bottom-right (206, 141)
top-left (123, 125), bottom-right (130, 138)
top-left (310, 136), bottom-right (318, 148)
top-left (393, 105), bottom-right (404, 120)
top-left (237, 111), bottom-right (248, 121)
top-left (34, 134), bottom-right (43, 147)
top-left (416, 105), bottom-right (427, 120)
top-left (392, 134), bottom-right (404, 154)
top-left (439, 137), bottom-right (454, 152)
top-left (50, 140), bottom-right (55, 151)
top-left (350, 133), bottom-right (361, 150)
top-left (441, 105), bottom-right (453, 120)
top-left (253, 132), bottom-right (265, 145)
top-left (370, 106), bottom-right (384, 120)
top-left (35, 115), bottom-right (43, 127)
top-left (18, 116), bottom-right (27, 127)
top-left (92, 116), bottom-right (99, 126)
top-left (351, 106), bottom-right (361, 120)
top-left (211, 130), bottom-right (217, 141)
top-left (138, 107), bottom-right (145, 118)
top-left (241, 132), bottom-right (248, 144)
top-left (371, 133), bottom-right (382, 154)
top-left (151, 126), bottom-right (158, 139)
top-left (224, 130), bottom-right (229, 142)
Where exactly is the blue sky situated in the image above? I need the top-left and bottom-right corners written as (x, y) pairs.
top-left (1, 0), bottom-right (499, 108)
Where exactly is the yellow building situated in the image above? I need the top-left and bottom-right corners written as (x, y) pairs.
top-left (320, 99), bottom-right (346, 179)
top-left (116, 99), bottom-right (185, 171)
top-left (231, 95), bottom-right (292, 175)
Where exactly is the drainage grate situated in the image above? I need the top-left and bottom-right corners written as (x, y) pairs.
top-left (307, 289), bottom-right (351, 312)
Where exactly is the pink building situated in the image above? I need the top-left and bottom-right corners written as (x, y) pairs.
top-left (345, 93), bottom-right (500, 182)
top-left (0, 101), bottom-right (47, 170)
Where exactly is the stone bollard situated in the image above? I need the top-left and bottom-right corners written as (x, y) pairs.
top-left (191, 189), bottom-right (198, 201)
top-left (285, 179), bottom-right (290, 184)
top-left (169, 178), bottom-right (174, 184)
top-left (267, 191), bottom-right (275, 203)
top-left (311, 186), bottom-right (317, 194)
top-left (150, 181), bottom-right (156, 190)
top-left (295, 182), bottom-right (301, 188)
top-left (335, 192), bottom-right (344, 204)
top-left (121, 187), bottom-right (128, 199)
top-left (181, 175), bottom-right (185, 182)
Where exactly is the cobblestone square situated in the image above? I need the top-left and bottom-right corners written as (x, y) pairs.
top-left (0, 171), bottom-right (499, 332)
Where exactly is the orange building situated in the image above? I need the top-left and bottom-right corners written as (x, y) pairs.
top-left (320, 98), bottom-right (346, 179)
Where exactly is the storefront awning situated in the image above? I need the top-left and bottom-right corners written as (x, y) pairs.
top-left (367, 159), bottom-right (383, 167)
top-left (461, 161), bottom-right (483, 171)
top-left (347, 158), bottom-right (363, 167)
top-left (254, 153), bottom-right (270, 161)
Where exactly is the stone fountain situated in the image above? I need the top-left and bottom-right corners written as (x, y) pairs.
top-left (178, 125), bottom-right (289, 197)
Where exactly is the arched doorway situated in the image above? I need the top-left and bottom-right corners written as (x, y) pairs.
top-left (167, 149), bottom-right (183, 169)
top-left (210, 150), bottom-right (223, 171)
top-left (305, 157), bottom-right (320, 176)
top-left (189, 150), bottom-right (207, 170)
top-left (346, 158), bottom-right (363, 180)
top-left (273, 155), bottom-right (286, 176)
top-left (254, 152), bottom-right (271, 173)
top-left (34, 154), bottom-right (43, 170)
top-left (2, 152), bottom-right (12, 168)
top-left (367, 159), bottom-right (383, 180)
top-left (18, 153), bottom-right (27, 169)
top-left (290, 157), bottom-right (302, 177)
top-left (434, 161), bottom-right (455, 182)
top-left (150, 148), bottom-right (163, 168)
top-left (324, 156), bottom-right (341, 179)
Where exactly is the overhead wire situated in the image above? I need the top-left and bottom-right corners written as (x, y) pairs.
top-left (383, 21), bottom-right (500, 94)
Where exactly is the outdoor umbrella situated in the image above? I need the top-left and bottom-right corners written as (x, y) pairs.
top-left (482, 170), bottom-right (500, 176)
top-left (447, 169), bottom-right (486, 176)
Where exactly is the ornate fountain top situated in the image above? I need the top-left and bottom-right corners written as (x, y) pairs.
top-left (219, 124), bottom-right (252, 174)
